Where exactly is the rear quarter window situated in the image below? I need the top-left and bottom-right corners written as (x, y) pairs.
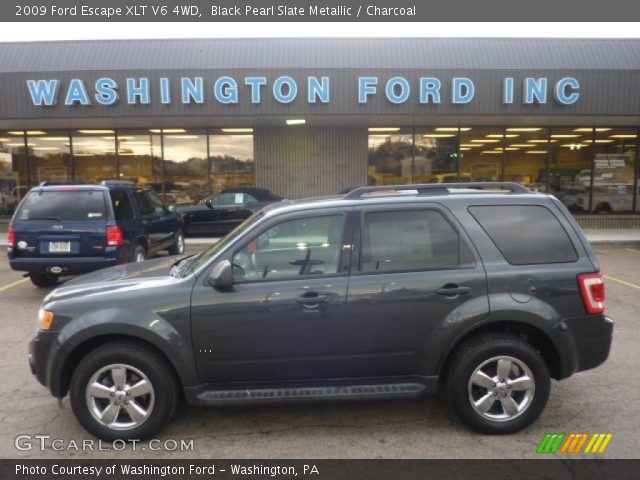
top-left (468, 205), bottom-right (578, 265)
top-left (16, 190), bottom-right (107, 222)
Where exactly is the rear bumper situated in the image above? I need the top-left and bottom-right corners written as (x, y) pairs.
top-left (552, 314), bottom-right (613, 379)
top-left (10, 256), bottom-right (117, 275)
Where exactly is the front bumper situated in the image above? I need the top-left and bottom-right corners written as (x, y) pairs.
top-left (11, 256), bottom-right (117, 275)
top-left (552, 314), bottom-right (613, 379)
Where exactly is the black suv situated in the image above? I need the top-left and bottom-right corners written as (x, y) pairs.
top-left (8, 181), bottom-right (185, 287)
top-left (28, 183), bottom-right (612, 439)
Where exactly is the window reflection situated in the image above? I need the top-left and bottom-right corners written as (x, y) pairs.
top-left (0, 131), bottom-right (27, 215)
top-left (162, 129), bottom-right (208, 205)
top-left (209, 130), bottom-right (255, 192)
top-left (592, 128), bottom-right (636, 213)
top-left (367, 128), bottom-right (413, 185)
top-left (459, 128), bottom-right (503, 182)
top-left (503, 128), bottom-right (548, 191)
top-left (72, 130), bottom-right (117, 184)
top-left (27, 131), bottom-right (72, 185)
top-left (414, 128), bottom-right (459, 183)
top-left (549, 128), bottom-right (593, 213)
top-left (116, 130), bottom-right (162, 192)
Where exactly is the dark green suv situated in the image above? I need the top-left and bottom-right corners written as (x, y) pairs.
top-left (28, 183), bottom-right (613, 439)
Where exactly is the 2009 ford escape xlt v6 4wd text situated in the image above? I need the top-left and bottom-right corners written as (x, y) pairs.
top-left (28, 183), bottom-right (613, 439)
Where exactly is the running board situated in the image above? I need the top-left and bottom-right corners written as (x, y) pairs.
top-left (192, 382), bottom-right (430, 406)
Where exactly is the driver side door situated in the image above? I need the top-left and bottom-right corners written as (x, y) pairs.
top-left (190, 208), bottom-right (354, 383)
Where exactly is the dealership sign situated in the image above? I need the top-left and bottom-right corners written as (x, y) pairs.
top-left (26, 75), bottom-right (580, 107)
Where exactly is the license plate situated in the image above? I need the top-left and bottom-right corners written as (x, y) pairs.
top-left (49, 241), bottom-right (71, 253)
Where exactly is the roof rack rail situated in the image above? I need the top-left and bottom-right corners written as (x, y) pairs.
top-left (38, 180), bottom-right (84, 186)
top-left (342, 182), bottom-right (531, 199)
top-left (100, 180), bottom-right (136, 186)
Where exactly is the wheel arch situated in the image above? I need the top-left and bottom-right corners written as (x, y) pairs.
top-left (437, 320), bottom-right (563, 381)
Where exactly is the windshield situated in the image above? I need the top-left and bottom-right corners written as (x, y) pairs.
top-left (184, 210), bottom-right (265, 275)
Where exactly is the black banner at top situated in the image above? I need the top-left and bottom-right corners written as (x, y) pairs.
top-left (4, 0), bottom-right (640, 22)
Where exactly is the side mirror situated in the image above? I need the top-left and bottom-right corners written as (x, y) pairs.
top-left (208, 260), bottom-right (234, 289)
top-left (204, 197), bottom-right (214, 208)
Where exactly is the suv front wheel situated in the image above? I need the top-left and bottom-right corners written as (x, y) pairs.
top-left (445, 334), bottom-right (550, 434)
top-left (69, 341), bottom-right (180, 441)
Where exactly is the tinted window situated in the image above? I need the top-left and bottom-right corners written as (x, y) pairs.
top-left (469, 205), bottom-right (578, 265)
top-left (16, 190), bottom-right (106, 222)
top-left (110, 190), bottom-right (134, 220)
top-left (233, 214), bottom-right (345, 281)
top-left (361, 209), bottom-right (465, 272)
top-left (217, 192), bottom-right (247, 205)
top-left (134, 189), bottom-right (154, 215)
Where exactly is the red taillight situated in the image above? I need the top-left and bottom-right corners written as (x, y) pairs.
top-left (8, 227), bottom-right (16, 247)
top-left (106, 226), bottom-right (124, 247)
top-left (578, 273), bottom-right (605, 315)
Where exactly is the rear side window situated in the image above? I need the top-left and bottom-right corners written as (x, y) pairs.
top-left (469, 205), bottom-right (578, 265)
top-left (360, 209), bottom-right (473, 272)
top-left (16, 190), bottom-right (106, 222)
top-left (110, 190), bottom-right (134, 220)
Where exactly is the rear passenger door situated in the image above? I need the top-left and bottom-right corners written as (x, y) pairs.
top-left (344, 204), bottom-right (489, 377)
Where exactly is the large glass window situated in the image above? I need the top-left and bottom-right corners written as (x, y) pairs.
top-left (591, 128), bottom-right (636, 214)
top-left (116, 130), bottom-right (162, 192)
top-left (162, 129), bottom-right (208, 205)
top-left (0, 131), bottom-right (27, 215)
top-left (209, 129), bottom-right (255, 193)
top-left (26, 130), bottom-right (72, 186)
top-left (232, 214), bottom-right (345, 281)
top-left (549, 128), bottom-right (594, 214)
top-left (459, 128), bottom-right (504, 182)
top-left (414, 128), bottom-right (459, 183)
top-left (367, 128), bottom-right (413, 185)
top-left (72, 130), bottom-right (118, 184)
top-left (503, 128), bottom-right (548, 191)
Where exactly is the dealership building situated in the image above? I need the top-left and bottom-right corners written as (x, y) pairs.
top-left (1, 37), bottom-right (640, 216)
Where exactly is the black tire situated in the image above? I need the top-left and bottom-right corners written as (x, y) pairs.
top-left (168, 229), bottom-right (185, 256)
top-left (445, 334), bottom-right (550, 434)
top-left (130, 244), bottom-right (147, 263)
top-left (29, 273), bottom-right (59, 288)
top-left (69, 340), bottom-right (180, 441)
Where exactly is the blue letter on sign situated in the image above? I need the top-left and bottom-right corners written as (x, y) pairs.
top-left (245, 77), bottom-right (267, 104)
top-left (95, 78), bottom-right (118, 106)
top-left (358, 77), bottom-right (378, 104)
top-left (452, 78), bottom-right (475, 104)
top-left (127, 78), bottom-right (150, 104)
top-left (26, 79), bottom-right (59, 106)
top-left (65, 79), bottom-right (91, 106)
top-left (419, 77), bottom-right (441, 104)
top-left (503, 77), bottom-right (514, 104)
top-left (273, 76), bottom-right (298, 104)
top-left (214, 77), bottom-right (238, 104)
top-left (524, 78), bottom-right (547, 104)
top-left (308, 77), bottom-right (330, 104)
top-left (554, 77), bottom-right (580, 105)
top-left (181, 77), bottom-right (204, 104)
top-left (160, 78), bottom-right (171, 104)
top-left (385, 77), bottom-right (410, 104)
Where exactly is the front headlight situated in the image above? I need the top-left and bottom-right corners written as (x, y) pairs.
top-left (37, 308), bottom-right (54, 330)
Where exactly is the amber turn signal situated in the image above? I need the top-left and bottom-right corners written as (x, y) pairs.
top-left (38, 309), bottom-right (54, 330)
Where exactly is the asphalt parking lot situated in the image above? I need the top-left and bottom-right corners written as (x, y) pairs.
top-left (0, 243), bottom-right (638, 459)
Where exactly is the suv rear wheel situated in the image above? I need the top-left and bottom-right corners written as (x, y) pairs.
top-left (29, 273), bottom-right (59, 288)
top-left (131, 244), bottom-right (147, 263)
top-left (445, 334), bottom-right (550, 434)
top-left (69, 341), bottom-right (179, 441)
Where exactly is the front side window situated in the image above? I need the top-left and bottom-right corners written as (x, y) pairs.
top-left (360, 209), bottom-right (464, 272)
top-left (134, 189), bottom-right (154, 215)
top-left (232, 214), bottom-right (345, 281)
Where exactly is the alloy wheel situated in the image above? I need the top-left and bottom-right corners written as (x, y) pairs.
top-left (85, 363), bottom-right (155, 430)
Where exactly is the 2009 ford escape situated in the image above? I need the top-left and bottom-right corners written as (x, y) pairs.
top-left (28, 183), bottom-right (613, 439)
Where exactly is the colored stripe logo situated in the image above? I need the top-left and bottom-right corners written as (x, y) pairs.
top-left (537, 433), bottom-right (612, 454)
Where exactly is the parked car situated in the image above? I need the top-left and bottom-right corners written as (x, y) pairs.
top-left (8, 181), bottom-right (184, 287)
top-left (28, 182), bottom-right (612, 439)
top-left (177, 187), bottom-right (282, 236)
